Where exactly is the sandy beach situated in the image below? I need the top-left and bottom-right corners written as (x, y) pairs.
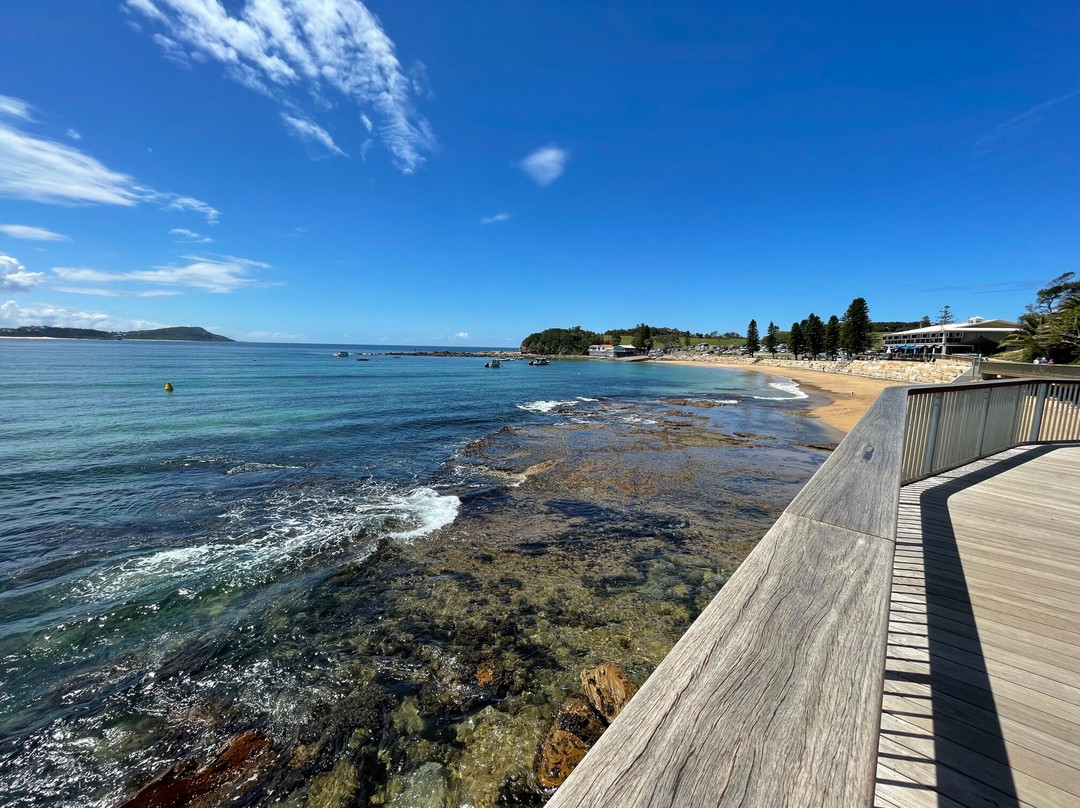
top-left (658, 358), bottom-right (903, 433)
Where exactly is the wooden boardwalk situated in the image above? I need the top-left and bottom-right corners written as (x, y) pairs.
top-left (876, 444), bottom-right (1080, 808)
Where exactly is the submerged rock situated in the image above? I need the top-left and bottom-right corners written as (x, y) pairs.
top-left (119, 729), bottom-right (274, 808)
top-left (534, 728), bottom-right (589, 789)
top-left (580, 664), bottom-right (638, 723)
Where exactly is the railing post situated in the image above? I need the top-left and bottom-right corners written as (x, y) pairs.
top-left (975, 386), bottom-right (992, 457)
top-left (1029, 382), bottom-right (1049, 442)
top-left (922, 392), bottom-right (943, 476)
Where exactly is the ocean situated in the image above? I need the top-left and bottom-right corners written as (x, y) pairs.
top-left (0, 339), bottom-right (835, 807)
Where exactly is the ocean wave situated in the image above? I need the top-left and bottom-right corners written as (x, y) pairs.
top-left (753, 379), bottom-right (809, 400)
top-left (70, 484), bottom-right (459, 603)
top-left (515, 399), bottom-right (579, 413)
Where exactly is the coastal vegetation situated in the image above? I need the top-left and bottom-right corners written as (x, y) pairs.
top-left (0, 325), bottom-right (233, 341)
top-left (1001, 272), bottom-right (1080, 363)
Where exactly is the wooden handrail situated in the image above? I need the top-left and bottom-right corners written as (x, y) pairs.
top-left (547, 387), bottom-right (908, 807)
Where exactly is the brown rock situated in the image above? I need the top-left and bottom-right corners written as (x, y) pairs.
top-left (119, 729), bottom-right (275, 808)
top-left (535, 728), bottom-right (589, 789)
top-left (580, 665), bottom-right (638, 723)
top-left (553, 696), bottom-right (606, 745)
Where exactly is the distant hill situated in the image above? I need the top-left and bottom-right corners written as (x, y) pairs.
top-left (0, 325), bottom-right (233, 342)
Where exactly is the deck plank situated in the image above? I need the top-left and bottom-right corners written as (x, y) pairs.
top-left (875, 444), bottom-right (1080, 808)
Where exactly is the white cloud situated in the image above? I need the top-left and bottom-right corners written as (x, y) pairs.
top-left (1, 254), bottom-right (44, 292)
top-left (454, 331), bottom-right (468, 339)
top-left (169, 227), bottom-right (212, 243)
top-left (66, 129), bottom-right (81, 141)
top-left (520, 145), bottom-right (568, 186)
top-left (0, 299), bottom-right (165, 331)
top-left (481, 212), bottom-right (511, 225)
top-left (0, 95), bottom-right (33, 121)
top-left (161, 195), bottom-right (220, 224)
top-left (54, 287), bottom-right (182, 297)
top-left (0, 224), bottom-right (70, 241)
top-left (281, 113), bottom-right (345, 157)
top-left (0, 102), bottom-right (219, 222)
top-left (360, 114), bottom-right (373, 132)
top-left (52, 254), bottom-right (268, 294)
top-left (126, 0), bottom-right (435, 173)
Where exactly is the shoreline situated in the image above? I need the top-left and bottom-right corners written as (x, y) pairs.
top-left (657, 358), bottom-right (903, 433)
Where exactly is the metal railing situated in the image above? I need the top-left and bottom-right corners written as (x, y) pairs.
top-left (902, 379), bottom-right (1080, 483)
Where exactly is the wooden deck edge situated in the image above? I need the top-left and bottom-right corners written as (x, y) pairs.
top-left (547, 388), bottom-right (908, 807)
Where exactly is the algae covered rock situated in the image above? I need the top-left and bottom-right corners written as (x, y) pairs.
top-left (534, 728), bottom-right (589, 789)
top-left (580, 664), bottom-right (638, 723)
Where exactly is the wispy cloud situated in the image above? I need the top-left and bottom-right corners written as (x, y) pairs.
top-left (481, 212), bottom-right (511, 225)
top-left (55, 287), bottom-right (182, 297)
top-left (0, 224), bottom-right (70, 241)
top-left (126, 0), bottom-right (435, 173)
top-left (0, 95), bottom-right (33, 121)
top-left (52, 255), bottom-right (268, 294)
top-left (1, 254), bottom-right (44, 293)
top-left (169, 227), bottom-right (212, 243)
top-left (520, 145), bottom-right (568, 186)
top-left (0, 298), bottom-right (165, 331)
top-left (281, 113), bottom-right (345, 157)
top-left (454, 331), bottom-right (468, 339)
top-left (66, 129), bottom-right (81, 141)
top-left (974, 89), bottom-right (1080, 154)
top-left (0, 97), bottom-right (219, 222)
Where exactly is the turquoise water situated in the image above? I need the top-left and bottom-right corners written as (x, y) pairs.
top-left (0, 339), bottom-right (827, 806)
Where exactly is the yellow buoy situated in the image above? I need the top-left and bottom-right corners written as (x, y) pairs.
top-left (164, 382), bottom-right (174, 391)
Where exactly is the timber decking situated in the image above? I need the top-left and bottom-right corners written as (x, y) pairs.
top-left (876, 444), bottom-right (1080, 808)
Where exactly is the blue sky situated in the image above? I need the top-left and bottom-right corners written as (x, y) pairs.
top-left (1, 1), bottom-right (1076, 345)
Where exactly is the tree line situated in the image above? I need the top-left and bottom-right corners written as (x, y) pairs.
top-left (745, 297), bottom-right (873, 359)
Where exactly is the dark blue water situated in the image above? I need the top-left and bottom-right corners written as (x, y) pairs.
top-left (0, 339), bottom-right (824, 807)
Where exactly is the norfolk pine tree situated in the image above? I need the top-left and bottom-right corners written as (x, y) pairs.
top-left (840, 297), bottom-right (872, 355)
top-left (745, 319), bottom-right (760, 355)
top-left (763, 321), bottom-right (779, 354)
top-left (825, 315), bottom-right (841, 357)
top-left (789, 321), bottom-right (805, 358)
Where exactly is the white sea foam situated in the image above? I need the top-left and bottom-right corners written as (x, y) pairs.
top-left (516, 399), bottom-right (578, 413)
top-left (753, 379), bottom-right (809, 400)
top-left (70, 483), bottom-right (460, 603)
top-left (384, 487), bottom-right (461, 541)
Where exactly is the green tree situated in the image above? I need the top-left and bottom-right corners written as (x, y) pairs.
top-left (1001, 313), bottom-right (1051, 362)
top-left (805, 313), bottom-right (825, 357)
top-left (763, 321), bottom-right (779, 354)
top-left (789, 321), bottom-right (805, 358)
top-left (630, 323), bottom-right (653, 350)
top-left (745, 319), bottom-right (760, 355)
top-left (840, 297), bottom-right (872, 355)
top-left (938, 305), bottom-right (955, 325)
top-left (920, 315), bottom-right (932, 328)
top-left (825, 315), bottom-right (841, 357)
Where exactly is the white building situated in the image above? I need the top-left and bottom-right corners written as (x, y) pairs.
top-left (881, 317), bottom-right (1018, 356)
top-left (588, 343), bottom-right (642, 358)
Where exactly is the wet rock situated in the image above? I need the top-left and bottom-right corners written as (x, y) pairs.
top-left (534, 728), bottom-right (589, 789)
top-left (474, 658), bottom-right (510, 696)
top-left (552, 696), bottom-right (606, 745)
top-left (303, 757), bottom-right (360, 808)
top-left (580, 665), bottom-right (638, 723)
top-left (119, 729), bottom-right (274, 808)
top-left (386, 761), bottom-right (450, 807)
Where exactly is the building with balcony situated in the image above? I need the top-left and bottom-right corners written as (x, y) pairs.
top-left (881, 317), bottom-right (1018, 356)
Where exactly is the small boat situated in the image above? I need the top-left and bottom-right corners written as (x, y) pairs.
top-left (529, 358), bottom-right (550, 366)
top-left (484, 359), bottom-right (502, 368)
top-left (333, 350), bottom-right (349, 358)
top-left (356, 357), bottom-right (369, 361)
